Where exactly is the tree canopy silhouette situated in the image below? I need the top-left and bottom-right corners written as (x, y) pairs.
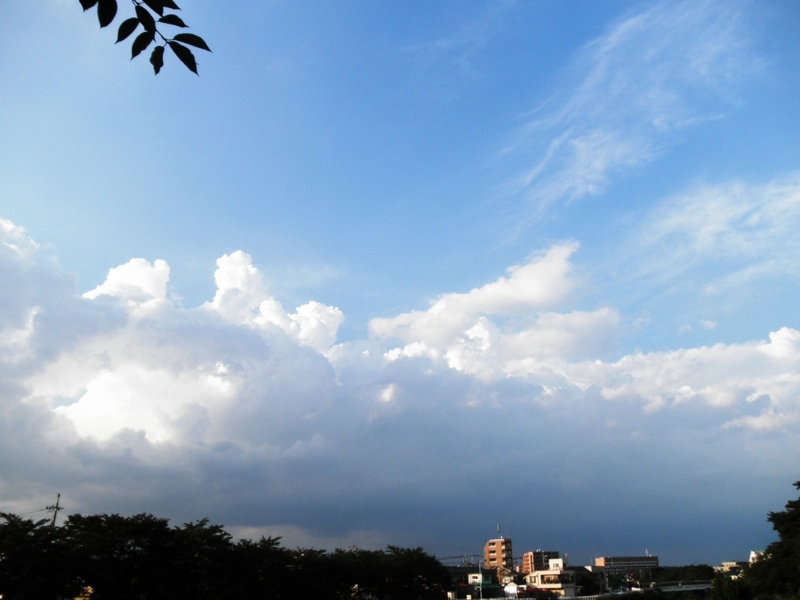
top-left (79, 0), bottom-right (211, 74)
top-left (746, 480), bottom-right (800, 599)
top-left (708, 480), bottom-right (800, 600)
top-left (0, 511), bottom-right (449, 599)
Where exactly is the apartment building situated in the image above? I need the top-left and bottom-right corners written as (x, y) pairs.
top-left (484, 537), bottom-right (513, 570)
top-left (522, 550), bottom-right (560, 574)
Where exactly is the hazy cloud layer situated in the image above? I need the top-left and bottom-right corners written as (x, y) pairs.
top-left (1, 216), bottom-right (797, 561)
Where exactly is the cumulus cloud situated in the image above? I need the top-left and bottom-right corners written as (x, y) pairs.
top-left (0, 218), bottom-right (39, 259)
top-left (371, 243), bottom-right (578, 341)
top-left (561, 327), bottom-right (800, 426)
top-left (83, 258), bottom-right (170, 312)
top-left (205, 250), bottom-right (268, 324)
top-left (363, 235), bottom-right (800, 432)
top-left (52, 363), bottom-right (234, 443)
top-left (371, 243), bottom-right (621, 377)
top-left (204, 251), bottom-right (344, 353)
top-left (1, 217), bottom-right (799, 560)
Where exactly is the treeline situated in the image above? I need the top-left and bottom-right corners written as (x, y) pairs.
top-left (612, 481), bottom-right (800, 600)
top-left (646, 565), bottom-right (717, 583)
top-left (0, 512), bottom-right (449, 600)
top-left (711, 481), bottom-right (800, 600)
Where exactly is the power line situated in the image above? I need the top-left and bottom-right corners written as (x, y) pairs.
top-left (16, 508), bottom-right (50, 517)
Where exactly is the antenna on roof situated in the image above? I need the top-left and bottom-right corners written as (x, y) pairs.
top-left (497, 524), bottom-right (501, 538)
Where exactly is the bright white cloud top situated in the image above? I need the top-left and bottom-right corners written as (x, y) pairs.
top-left (1, 0), bottom-right (799, 565)
top-left (204, 250), bottom-right (344, 352)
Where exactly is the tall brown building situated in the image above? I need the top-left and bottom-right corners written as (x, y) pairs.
top-left (484, 537), bottom-right (513, 570)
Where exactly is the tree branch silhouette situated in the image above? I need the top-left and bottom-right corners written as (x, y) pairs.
top-left (79, 0), bottom-right (211, 75)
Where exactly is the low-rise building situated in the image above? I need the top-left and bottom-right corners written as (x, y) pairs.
top-left (594, 555), bottom-right (659, 577)
top-left (573, 565), bottom-right (608, 595)
top-left (445, 565), bottom-right (506, 600)
top-left (525, 557), bottom-right (577, 597)
top-left (715, 561), bottom-right (749, 579)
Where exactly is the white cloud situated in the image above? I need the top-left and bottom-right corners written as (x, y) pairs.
top-left (1, 216), bottom-right (798, 561)
top-left (724, 409), bottom-right (797, 432)
top-left (0, 218), bottom-right (39, 259)
top-left (562, 327), bottom-right (800, 427)
top-left (759, 327), bottom-right (800, 360)
top-left (0, 231), bottom-right (342, 448)
top-left (364, 234), bottom-right (800, 431)
top-left (367, 245), bottom-right (800, 432)
top-left (83, 258), bottom-right (170, 313)
top-left (205, 250), bottom-right (267, 324)
top-left (372, 243), bottom-right (621, 378)
top-left (378, 383), bottom-right (397, 404)
top-left (4, 215), bottom-right (798, 446)
top-left (371, 242), bottom-right (579, 346)
top-left (205, 251), bottom-right (344, 353)
top-left (291, 301), bottom-right (345, 353)
top-left (53, 364), bottom-right (234, 443)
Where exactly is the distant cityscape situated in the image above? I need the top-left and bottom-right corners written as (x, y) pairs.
top-left (440, 535), bottom-right (759, 599)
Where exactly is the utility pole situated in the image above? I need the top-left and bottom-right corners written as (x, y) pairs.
top-left (46, 493), bottom-right (62, 528)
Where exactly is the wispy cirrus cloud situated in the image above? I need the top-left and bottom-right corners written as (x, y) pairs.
top-left (630, 172), bottom-right (800, 289)
top-left (405, 1), bottom-right (516, 98)
top-left (504, 0), bottom-right (760, 215)
top-left (591, 170), bottom-right (800, 331)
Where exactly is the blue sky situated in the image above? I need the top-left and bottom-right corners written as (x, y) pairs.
top-left (1, 0), bottom-right (800, 565)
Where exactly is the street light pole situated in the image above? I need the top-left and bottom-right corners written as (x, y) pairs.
top-left (478, 558), bottom-right (484, 600)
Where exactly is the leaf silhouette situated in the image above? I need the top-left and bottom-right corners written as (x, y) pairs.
top-left (168, 41), bottom-right (197, 74)
top-left (162, 0), bottom-right (181, 10)
top-left (158, 14), bottom-right (187, 28)
top-left (97, 0), bottom-right (117, 28)
top-left (135, 5), bottom-right (156, 32)
top-left (79, 0), bottom-right (99, 10)
top-left (142, 0), bottom-right (165, 17)
top-left (131, 30), bottom-right (156, 59)
top-left (150, 45), bottom-right (165, 74)
top-left (172, 33), bottom-right (210, 52)
top-left (116, 18), bottom-right (139, 43)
